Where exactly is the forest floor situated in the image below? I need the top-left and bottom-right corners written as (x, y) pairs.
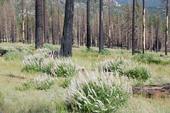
top-left (0, 43), bottom-right (170, 113)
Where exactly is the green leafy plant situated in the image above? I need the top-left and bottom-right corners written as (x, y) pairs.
top-left (66, 72), bottom-right (131, 113)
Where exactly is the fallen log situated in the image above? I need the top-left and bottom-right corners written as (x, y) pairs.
top-left (133, 83), bottom-right (170, 98)
top-left (0, 49), bottom-right (7, 56)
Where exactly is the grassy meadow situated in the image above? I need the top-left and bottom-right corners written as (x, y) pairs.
top-left (0, 43), bottom-right (170, 113)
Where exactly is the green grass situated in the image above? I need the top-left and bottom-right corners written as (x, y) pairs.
top-left (0, 43), bottom-right (170, 113)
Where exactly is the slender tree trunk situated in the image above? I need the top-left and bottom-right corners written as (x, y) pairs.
top-left (142, 0), bottom-right (146, 54)
top-left (108, 0), bottom-right (112, 48)
top-left (60, 0), bottom-right (74, 57)
top-left (21, 0), bottom-right (25, 43)
top-left (165, 0), bottom-right (168, 55)
top-left (155, 16), bottom-right (159, 52)
top-left (132, 0), bottom-right (135, 55)
top-left (99, 0), bottom-right (104, 52)
top-left (51, 0), bottom-right (55, 44)
top-left (86, 0), bottom-right (91, 49)
top-left (35, 0), bottom-right (44, 49)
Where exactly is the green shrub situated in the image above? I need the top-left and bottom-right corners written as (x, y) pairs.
top-left (53, 59), bottom-right (76, 77)
top-left (66, 72), bottom-right (131, 113)
top-left (124, 66), bottom-right (151, 81)
top-left (99, 59), bottom-right (151, 82)
top-left (133, 53), bottom-right (170, 65)
top-left (99, 59), bottom-right (133, 74)
top-left (17, 75), bottom-right (54, 91)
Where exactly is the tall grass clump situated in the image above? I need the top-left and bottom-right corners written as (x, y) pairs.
top-left (17, 74), bottom-right (54, 91)
top-left (99, 59), bottom-right (151, 82)
top-left (66, 72), bottom-right (131, 113)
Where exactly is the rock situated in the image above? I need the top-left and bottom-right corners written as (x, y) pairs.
top-left (0, 49), bottom-right (7, 56)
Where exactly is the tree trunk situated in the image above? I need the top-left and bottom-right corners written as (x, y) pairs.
top-left (142, 0), bottom-right (146, 54)
top-left (35, 0), bottom-right (44, 49)
top-left (165, 0), bottom-right (168, 55)
top-left (99, 0), bottom-right (104, 52)
top-left (21, 0), bottom-right (25, 43)
top-left (60, 0), bottom-right (74, 57)
top-left (86, 0), bottom-right (91, 49)
top-left (132, 0), bottom-right (135, 55)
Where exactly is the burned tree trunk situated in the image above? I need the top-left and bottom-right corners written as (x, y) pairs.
top-left (132, 0), bottom-right (135, 55)
top-left (60, 0), bottom-right (74, 57)
top-left (99, 0), bottom-right (104, 52)
top-left (86, 0), bottom-right (91, 49)
top-left (35, 0), bottom-right (44, 49)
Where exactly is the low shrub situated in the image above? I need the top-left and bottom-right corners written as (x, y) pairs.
top-left (66, 72), bottom-right (131, 113)
top-left (124, 66), bottom-right (151, 82)
top-left (17, 75), bottom-right (54, 91)
top-left (23, 53), bottom-right (76, 78)
top-left (99, 59), bottom-right (150, 82)
top-left (133, 53), bottom-right (170, 65)
top-left (22, 52), bottom-right (54, 74)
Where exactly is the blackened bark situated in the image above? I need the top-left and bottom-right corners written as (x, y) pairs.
top-left (99, 0), bottom-right (104, 52)
top-left (35, 0), bottom-right (44, 49)
top-left (60, 0), bottom-right (74, 57)
top-left (132, 0), bottom-right (135, 55)
top-left (86, 0), bottom-right (91, 49)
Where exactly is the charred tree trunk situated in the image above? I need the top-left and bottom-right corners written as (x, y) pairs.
top-left (132, 0), bottom-right (135, 55)
top-left (86, 0), bottom-right (91, 49)
top-left (60, 0), bottom-right (74, 57)
top-left (99, 0), bottom-right (104, 52)
top-left (35, 0), bottom-right (44, 49)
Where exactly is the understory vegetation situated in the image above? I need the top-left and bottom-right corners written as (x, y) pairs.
top-left (0, 43), bottom-right (170, 113)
